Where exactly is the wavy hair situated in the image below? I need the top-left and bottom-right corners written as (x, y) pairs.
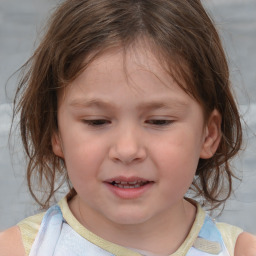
top-left (13, 0), bottom-right (242, 209)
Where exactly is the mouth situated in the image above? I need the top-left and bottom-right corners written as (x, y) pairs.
top-left (109, 180), bottom-right (151, 189)
top-left (104, 177), bottom-right (154, 199)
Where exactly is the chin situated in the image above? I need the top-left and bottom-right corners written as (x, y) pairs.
top-left (107, 209), bottom-right (152, 226)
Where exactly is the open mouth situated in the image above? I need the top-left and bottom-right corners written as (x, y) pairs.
top-left (105, 177), bottom-right (154, 199)
top-left (109, 180), bottom-right (151, 189)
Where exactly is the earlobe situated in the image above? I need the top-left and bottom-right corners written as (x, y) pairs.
top-left (51, 132), bottom-right (64, 158)
top-left (200, 109), bottom-right (222, 159)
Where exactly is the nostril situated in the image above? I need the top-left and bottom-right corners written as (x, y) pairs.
top-left (108, 142), bottom-right (147, 165)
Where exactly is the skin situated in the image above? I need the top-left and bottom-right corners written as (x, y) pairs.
top-left (0, 45), bottom-right (255, 255)
top-left (0, 226), bottom-right (25, 256)
top-left (51, 46), bottom-right (222, 254)
top-left (235, 232), bottom-right (256, 256)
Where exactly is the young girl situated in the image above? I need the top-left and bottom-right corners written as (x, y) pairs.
top-left (0, 0), bottom-right (255, 255)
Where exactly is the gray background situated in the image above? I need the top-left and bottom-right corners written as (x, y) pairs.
top-left (0, 0), bottom-right (256, 233)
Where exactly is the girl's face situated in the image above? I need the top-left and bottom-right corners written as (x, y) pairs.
top-left (53, 46), bottom-right (220, 229)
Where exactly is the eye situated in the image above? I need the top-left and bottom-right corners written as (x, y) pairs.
top-left (146, 119), bottom-right (173, 126)
top-left (83, 119), bottom-right (111, 126)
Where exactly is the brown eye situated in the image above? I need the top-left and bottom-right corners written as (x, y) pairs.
top-left (83, 120), bottom-right (111, 126)
top-left (146, 120), bottom-right (173, 126)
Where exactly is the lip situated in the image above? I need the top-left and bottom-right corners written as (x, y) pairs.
top-left (104, 176), bottom-right (154, 199)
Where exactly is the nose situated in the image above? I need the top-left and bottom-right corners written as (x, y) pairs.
top-left (108, 125), bottom-right (147, 165)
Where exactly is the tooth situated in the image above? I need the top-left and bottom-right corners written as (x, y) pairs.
top-left (115, 181), bottom-right (121, 184)
top-left (113, 183), bottom-right (145, 189)
top-left (121, 181), bottom-right (128, 184)
top-left (128, 181), bottom-right (137, 185)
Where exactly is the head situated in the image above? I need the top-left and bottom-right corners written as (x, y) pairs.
top-left (14, 0), bottom-right (242, 209)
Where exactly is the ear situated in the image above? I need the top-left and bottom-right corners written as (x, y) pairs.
top-left (200, 109), bottom-right (222, 159)
top-left (51, 132), bottom-right (64, 158)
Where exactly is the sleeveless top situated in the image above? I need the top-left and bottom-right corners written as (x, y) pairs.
top-left (18, 197), bottom-right (243, 256)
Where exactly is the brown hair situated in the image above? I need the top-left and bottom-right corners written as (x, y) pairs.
top-left (13, 0), bottom-right (242, 209)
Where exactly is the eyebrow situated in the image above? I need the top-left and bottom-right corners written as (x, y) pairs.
top-left (69, 98), bottom-right (188, 111)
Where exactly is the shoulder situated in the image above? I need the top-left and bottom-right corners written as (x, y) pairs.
top-left (216, 222), bottom-right (243, 255)
top-left (0, 212), bottom-right (45, 256)
top-left (216, 222), bottom-right (243, 241)
top-left (0, 226), bottom-right (25, 256)
top-left (217, 222), bottom-right (256, 256)
top-left (17, 212), bottom-right (45, 256)
top-left (235, 232), bottom-right (256, 256)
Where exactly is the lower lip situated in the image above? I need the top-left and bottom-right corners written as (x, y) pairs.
top-left (105, 182), bottom-right (153, 199)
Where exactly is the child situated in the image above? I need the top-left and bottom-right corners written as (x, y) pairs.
top-left (0, 0), bottom-right (255, 255)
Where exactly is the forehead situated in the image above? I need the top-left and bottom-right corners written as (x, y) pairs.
top-left (56, 45), bottom-right (206, 125)
top-left (71, 45), bottom-right (182, 92)
top-left (58, 44), bottom-right (196, 110)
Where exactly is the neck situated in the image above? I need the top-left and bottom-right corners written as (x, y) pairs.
top-left (69, 197), bottom-right (196, 255)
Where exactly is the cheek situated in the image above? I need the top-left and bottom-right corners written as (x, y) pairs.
top-left (152, 132), bottom-right (201, 185)
top-left (154, 136), bottom-right (201, 168)
top-left (62, 135), bottom-right (107, 180)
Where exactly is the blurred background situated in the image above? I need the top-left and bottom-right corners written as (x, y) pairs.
top-left (0, 0), bottom-right (256, 233)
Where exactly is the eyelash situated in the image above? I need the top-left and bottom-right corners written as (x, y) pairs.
top-left (82, 119), bottom-right (173, 127)
top-left (83, 120), bottom-right (111, 126)
top-left (145, 120), bottom-right (173, 125)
